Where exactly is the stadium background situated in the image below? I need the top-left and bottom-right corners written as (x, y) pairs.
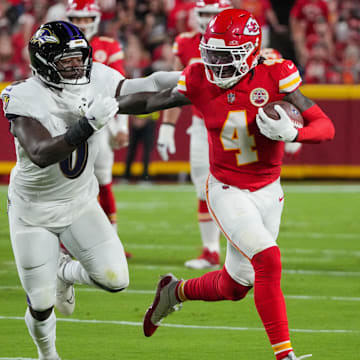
top-left (0, 0), bottom-right (359, 181)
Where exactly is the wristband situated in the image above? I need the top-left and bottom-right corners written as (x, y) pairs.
top-left (64, 117), bottom-right (94, 146)
top-left (162, 122), bottom-right (175, 127)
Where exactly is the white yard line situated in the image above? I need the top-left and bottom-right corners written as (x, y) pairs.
top-left (0, 315), bottom-right (358, 334)
top-left (1, 286), bottom-right (359, 301)
top-left (121, 243), bottom-right (360, 255)
top-left (110, 184), bottom-right (360, 193)
top-left (1, 263), bottom-right (360, 276)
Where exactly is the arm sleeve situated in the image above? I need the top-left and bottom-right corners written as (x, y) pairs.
top-left (120, 71), bottom-right (181, 95)
top-left (297, 104), bottom-right (335, 143)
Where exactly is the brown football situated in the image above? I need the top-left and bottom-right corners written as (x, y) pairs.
top-left (263, 100), bottom-right (304, 129)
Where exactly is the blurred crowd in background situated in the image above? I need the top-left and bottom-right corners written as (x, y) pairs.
top-left (0, 0), bottom-right (360, 84)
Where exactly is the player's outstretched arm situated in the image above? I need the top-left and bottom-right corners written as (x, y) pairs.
top-left (119, 71), bottom-right (182, 95)
top-left (116, 86), bottom-right (191, 115)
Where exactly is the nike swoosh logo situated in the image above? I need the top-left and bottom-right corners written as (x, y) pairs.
top-left (288, 63), bottom-right (294, 69)
top-left (67, 295), bottom-right (75, 304)
top-left (279, 196), bottom-right (284, 202)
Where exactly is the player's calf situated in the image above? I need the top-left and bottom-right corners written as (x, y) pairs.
top-left (56, 252), bottom-right (75, 316)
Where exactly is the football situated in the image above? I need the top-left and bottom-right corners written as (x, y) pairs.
top-left (263, 100), bottom-right (304, 129)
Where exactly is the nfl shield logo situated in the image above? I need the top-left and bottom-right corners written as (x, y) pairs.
top-left (227, 92), bottom-right (235, 104)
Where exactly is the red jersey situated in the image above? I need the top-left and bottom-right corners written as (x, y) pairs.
top-left (177, 59), bottom-right (302, 191)
top-left (90, 36), bottom-right (125, 75)
top-left (173, 31), bottom-right (202, 67)
top-left (173, 31), bottom-right (203, 118)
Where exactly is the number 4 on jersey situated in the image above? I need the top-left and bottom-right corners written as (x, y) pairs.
top-left (220, 110), bottom-right (258, 166)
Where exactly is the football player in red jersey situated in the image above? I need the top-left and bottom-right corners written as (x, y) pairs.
top-left (116, 9), bottom-right (335, 360)
top-left (66, 0), bottom-right (132, 257)
top-left (259, 47), bottom-right (303, 158)
top-left (159, 0), bottom-right (232, 270)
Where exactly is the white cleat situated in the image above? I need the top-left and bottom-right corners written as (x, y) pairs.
top-left (283, 351), bottom-right (312, 360)
top-left (143, 273), bottom-right (182, 337)
top-left (184, 248), bottom-right (220, 269)
top-left (55, 252), bottom-right (75, 316)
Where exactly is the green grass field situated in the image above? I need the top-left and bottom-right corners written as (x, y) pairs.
top-left (0, 183), bottom-right (359, 360)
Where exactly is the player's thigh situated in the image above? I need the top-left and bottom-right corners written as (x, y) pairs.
top-left (59, 201), bottom-right (129, 288)
top-left (8, 206), bottom-right (59, 310)
top-left (189, 117), bottom-right (210, 200)
top-left (190, 164), bottom-right (210, 201)
top-left (250, 178), bottom-right (284, 240)
top-left (206, 175), bottom-right (276, 259)
top-left (94, 129), bottom-right (114, 185)
top-left (225, 241), bottom-right (255, 287)
top-left (189, 116), bottom-right (209, 167)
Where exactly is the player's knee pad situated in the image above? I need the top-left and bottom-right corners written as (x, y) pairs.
top-left (27, 287), bottom-right (56, 312)
top-left (218, 267), bottom-right (251, 301)
top-left (28, 305), bottom-right (53, 321)
top-left (91, 266), bottom-right (129, 292)
top-left (251, 246), bottom-right (282, 282)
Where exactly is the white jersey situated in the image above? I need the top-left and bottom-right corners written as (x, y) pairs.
top-left (1, 62), bottom-right (123, 225)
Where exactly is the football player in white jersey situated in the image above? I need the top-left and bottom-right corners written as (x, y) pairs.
top-left (1, 21), bottom-right (179, 360)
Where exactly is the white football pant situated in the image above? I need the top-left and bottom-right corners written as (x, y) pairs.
top-left (8, 196), bottom-right (129, 311)
top-left (206, 175), bottom-right (284, 286)
top-left (187, 115), bottom-right (210, 200)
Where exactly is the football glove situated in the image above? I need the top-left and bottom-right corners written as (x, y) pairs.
top-left (157, 123), bottom-right (176, 161)
top-left (85, 95), bottom-right (119, 131)
top-left (256, 105), bottom-right (298, 142)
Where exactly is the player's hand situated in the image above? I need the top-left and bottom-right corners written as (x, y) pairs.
top-left (256, 105), bottom-right (298, 142)
top-left (157, 123), bottom-right (176, 161)
top-left (85, 95), bottom-right (118, 131)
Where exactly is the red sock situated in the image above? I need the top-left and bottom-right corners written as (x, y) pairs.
top-left (99, 183), bottom-right (117, 224)
top-left (251, 246), bottom-right (293, 359)
top-left (182, 266), bottom-right (250, 301)
top-left (198, 199), bottom-right (212, 222)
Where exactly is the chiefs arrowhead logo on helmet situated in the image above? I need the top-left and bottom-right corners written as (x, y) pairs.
top-left (244, 18), bottom-right (260, 35)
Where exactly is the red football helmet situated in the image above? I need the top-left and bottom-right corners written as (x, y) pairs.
top-left (194, 0), bottom-right (232, 34)
top-left (66, 0), bottom-right (101, 40)
top-left (200, 8), bottom-right (262, 88)
top-left (260, 47), bottom-right (282, 60)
